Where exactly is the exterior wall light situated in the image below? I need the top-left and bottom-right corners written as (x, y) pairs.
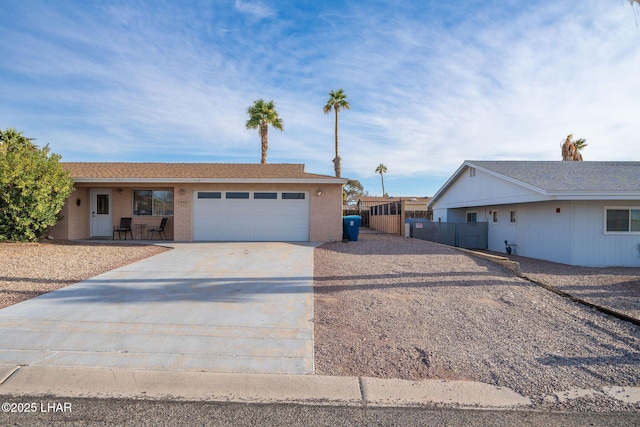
top-left (117, 188), bottom-right (123, 195)
top-left (179, 188), bottom-right (186, 195)
top-left (316, 190), bottom-right (322, 196)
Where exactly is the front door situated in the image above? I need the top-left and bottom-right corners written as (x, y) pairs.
top-left (91, 189), bottom-right (112, 237)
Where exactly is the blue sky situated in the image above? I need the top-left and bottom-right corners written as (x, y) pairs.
top-left (1, 1), bottom-right (639, 196)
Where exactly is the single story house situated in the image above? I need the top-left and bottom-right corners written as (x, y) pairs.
top-left (50, 163), bottom-right (347, 242)
top-left (428, 161), bottom-right (640, 267)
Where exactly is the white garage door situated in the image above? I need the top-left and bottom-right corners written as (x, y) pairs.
top-left (193, 191), bottom-right (310, 241)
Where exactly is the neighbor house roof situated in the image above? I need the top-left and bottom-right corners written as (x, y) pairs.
top-left (64, 162), bottom-right (347, 184)
top-left (430, 161), bottom-right (640, 206)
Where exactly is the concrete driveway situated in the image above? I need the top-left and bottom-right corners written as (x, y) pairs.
top-left (0, 242), bottom-right (316, 374)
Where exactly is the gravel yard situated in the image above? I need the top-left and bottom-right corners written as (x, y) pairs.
top-left (506, 254), bottom-right (640, 321)
top-left (314, 235), bottom-right (640, 412)
top-left (0, 240), bottom-right (169, 309)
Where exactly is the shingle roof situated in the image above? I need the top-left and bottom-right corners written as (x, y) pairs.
top-left (430, 160), bottom-right (640, 207)
top-left (63, 162), bottom-right (344, 183)
top-left (469, 161), bottom-right (640, 192)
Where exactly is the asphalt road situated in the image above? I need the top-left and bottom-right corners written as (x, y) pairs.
top-left (1, 397), bottom-right (638, 427)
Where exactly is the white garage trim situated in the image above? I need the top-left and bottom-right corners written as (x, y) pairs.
top-left (193, 191), bottom-right (310, 241)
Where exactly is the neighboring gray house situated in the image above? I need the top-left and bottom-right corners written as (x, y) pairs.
top-left (429, 161), bottom-right (640, 267)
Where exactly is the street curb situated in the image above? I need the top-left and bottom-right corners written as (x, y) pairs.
top-left (0, 366), bottom-right (531, 408)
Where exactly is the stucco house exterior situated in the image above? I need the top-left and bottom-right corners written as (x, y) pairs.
top-left (49, 163), bottom-right (346, 242)
top-left (428, 161), bottom-right (640, 267)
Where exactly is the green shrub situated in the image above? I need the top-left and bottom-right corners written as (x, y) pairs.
top-left (0, 129), bottom-right (74, 242)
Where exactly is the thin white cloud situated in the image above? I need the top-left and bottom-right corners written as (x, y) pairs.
top-left (234, 0), bottom-right (275, 21)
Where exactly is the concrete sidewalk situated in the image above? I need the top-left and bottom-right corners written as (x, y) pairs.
top-left (0, 365), bottom-right (533, 408)
top-left (2, 365), bottom-right (640, 409)
top-left (0, 242), bottom-right (316, 375)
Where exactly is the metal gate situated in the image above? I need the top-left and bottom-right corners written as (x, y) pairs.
top-left (344, 199), bottom-right (402, 234)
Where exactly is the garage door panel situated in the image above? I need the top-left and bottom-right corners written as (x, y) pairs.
top-left (193, 191), bottom-right (309, 241)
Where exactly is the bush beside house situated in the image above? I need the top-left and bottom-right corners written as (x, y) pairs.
top-left (0, 129), bottom-right (74, 242)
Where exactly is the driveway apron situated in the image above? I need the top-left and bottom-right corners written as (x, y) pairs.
top-left (0, 242), bottom-right (316, 374)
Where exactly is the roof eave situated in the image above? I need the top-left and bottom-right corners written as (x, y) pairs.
top-left (547, 191), bottom-right (640, 200)
top-left (72, 177), bottom-right (348, 184)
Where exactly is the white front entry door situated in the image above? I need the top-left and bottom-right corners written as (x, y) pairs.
top-left (91, 189), bottom-right (113, 237)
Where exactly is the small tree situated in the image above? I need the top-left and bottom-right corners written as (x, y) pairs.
top-left (0, 129), bottom-right (74, 241)
top-left (343, 179), bottom-right (364, 206)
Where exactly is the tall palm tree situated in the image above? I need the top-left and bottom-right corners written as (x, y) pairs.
top-left (246, 99), bottom-right (283, 164)
top-left (561, 134), bottom-right (587, 161)
top-left (323, 89), bottom-right (350, 178)
top-left (375, 163), bottom-right (387, 196)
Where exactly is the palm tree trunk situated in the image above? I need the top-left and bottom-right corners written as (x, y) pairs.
top-left (260, 122), bottom-right (268, 164)
top-left (334, 109), bottom-right (341, 178)
top-left (380, 172), bottom-right (385, 196)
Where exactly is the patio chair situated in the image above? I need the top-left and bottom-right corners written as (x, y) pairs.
top-left (147, 217), bottom-right (168, 240)
top-left (113, 217), bottom-right (133, 240)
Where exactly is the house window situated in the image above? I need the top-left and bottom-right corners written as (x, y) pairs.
top-left (254, 192), bottom-right (277, 199)
top-left (96, 194), bottom-right (109, 215)
top-left (282, 192), bottom-right (305, 200)
top-left (510, 210), bottom-right (517, 223)
top-left (466, 212), bottom-right (477, 223)
top-left (133, 190), bottom-right (173, 216)
top-left (492, 211), bottom-right (499, 223)
top-left (605, 208), bottom-right (640, 232)
top-left (226, 192), bottom-right (250, 199)
top-left (469, 167), bottom-right (476, 177)
top-left (198, 192), bottom-right (221, 199)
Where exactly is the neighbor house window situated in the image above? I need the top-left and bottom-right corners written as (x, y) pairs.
top-left (466, 212), bottom-right (477, 223)
top-left (492, 211), bottom-right (499, 223)
top-left (605, 208), bottom-right (640, 232)
top-left (469, 167), bottom-right (476, 177)
top-left (510, 210), bottom-right (517, 223)
top-left (133, 190), bottom-right (174, 216)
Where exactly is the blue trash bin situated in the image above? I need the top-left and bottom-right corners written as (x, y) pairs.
top-left (342, 215), bottom-right (362, 241)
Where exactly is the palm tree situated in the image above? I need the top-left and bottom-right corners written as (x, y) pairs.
top-left (323, 89), bottom-right (350, 178)
top-left (561, 134), bottom-right (587, 161)
top-left (246, 99), bottom-right (283, 164)
top-left (375, 163), bottom-right (387, 196)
